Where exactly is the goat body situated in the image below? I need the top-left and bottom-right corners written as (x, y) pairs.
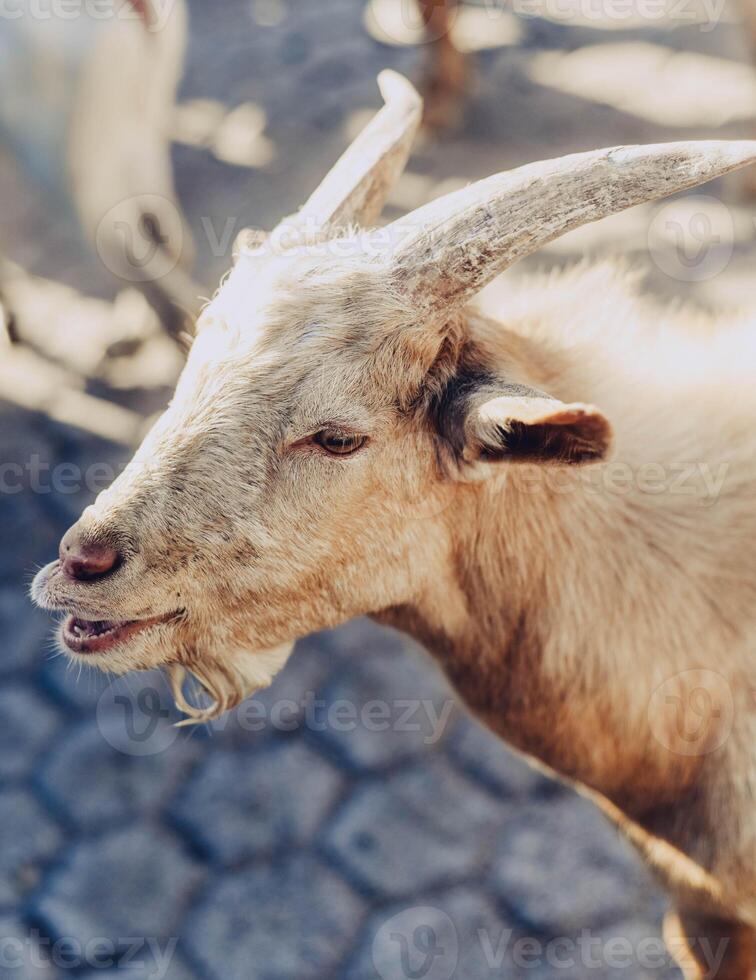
top-left (387, 260), bottom-right (756, 926)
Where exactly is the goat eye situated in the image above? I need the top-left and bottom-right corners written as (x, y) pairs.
top-left (313, 431), bottom-right (367, 456)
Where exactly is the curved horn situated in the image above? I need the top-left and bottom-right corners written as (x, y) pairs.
top-left (277, 70), bottom-right (422, 238)
top-left (387, 141), bottom-right (756, 310)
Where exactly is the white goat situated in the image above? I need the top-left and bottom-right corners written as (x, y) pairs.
top-left (32, 72), bottom-right (756, 979)
top-left (0, 0), bottom-right (197, 335)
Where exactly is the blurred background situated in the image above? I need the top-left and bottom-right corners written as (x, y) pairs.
top-left (2, 0), bottom-right (756, 977)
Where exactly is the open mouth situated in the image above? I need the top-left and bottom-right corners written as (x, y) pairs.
top-left (62, 612), bottom-right (177, 655)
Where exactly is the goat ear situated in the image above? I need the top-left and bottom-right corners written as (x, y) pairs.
top-left (445, 386), bottom-right (612, 470)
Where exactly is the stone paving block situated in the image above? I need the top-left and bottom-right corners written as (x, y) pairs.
top-left (489, 794), bottom-right (661, 935)
top-left (323, 757), bottom-right (506, 899)
top-left (522, 916), bottom-right (682, 980)
top-left (172, 738), bottom-right (345, 864)
top-left (447, 716), bottom-right (555, 801)
top-left (345, 885), bottom-right (523, 980)
top-left (0, 916), bottom-right (55, 980)
top-left (0, 789), bottom-right (61, 907)
top-left (33, 826), bottom-right (204, 946)
top-left (387, 754), bottom-right (509, 837)
top-left (184, 853), bottom-right (366, 980)
top-left (0, 587), bottom-right (51, 676)
top-left (39, 720), bottom-right (196, 832)
top-left (313, 632), bottom-right (460, 770)
top-left (0, 683), bottom-right (60, 781)
top-left (322, 619), bottom-right (397, 660)
top-left (77, 952), bottom-right (198, 980)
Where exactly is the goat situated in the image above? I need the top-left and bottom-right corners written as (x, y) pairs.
top-left (32, 71), bottom-right (756, 978)
top-left (0, 0), bottom-right (198, 340)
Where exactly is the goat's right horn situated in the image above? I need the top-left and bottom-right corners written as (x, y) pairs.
top-left (273, 70), bottom-right (422, 241)
top-left (386, 141), bottom-right (756, 312)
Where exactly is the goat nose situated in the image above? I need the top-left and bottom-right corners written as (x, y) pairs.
top-left (59, 527), bottom-right (121, 582)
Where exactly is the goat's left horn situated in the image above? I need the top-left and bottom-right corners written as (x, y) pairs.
top-left (387, 141), bottom-right (756, 311)
top-left (275, 70), bottom-right (422, 239)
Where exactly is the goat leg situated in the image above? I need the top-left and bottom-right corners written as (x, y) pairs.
top-left (417, 0), bottom-right (468, 129)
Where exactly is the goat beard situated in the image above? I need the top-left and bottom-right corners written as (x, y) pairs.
top-left (165, 641), bottom-right (295, 725)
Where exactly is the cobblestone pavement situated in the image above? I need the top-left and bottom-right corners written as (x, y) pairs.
top-left (3, 0), bottom-right (756, 977)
